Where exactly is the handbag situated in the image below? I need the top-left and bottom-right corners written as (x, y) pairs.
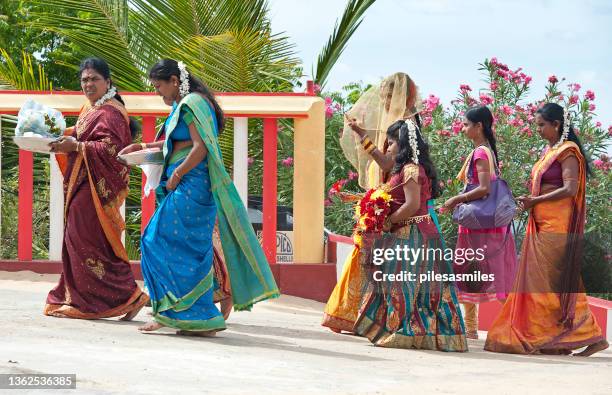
top-left (452, 147), bottom-right (516, 229)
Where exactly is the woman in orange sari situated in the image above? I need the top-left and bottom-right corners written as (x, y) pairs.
top-left (45, 58), bottom-right (148, 320)
top-left (485, 103), bottom-right (608, 356)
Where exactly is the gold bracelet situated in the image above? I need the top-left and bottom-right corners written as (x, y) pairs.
top-left (141, 142), bottom-right (147, 150)
top-left (360, 136), bottom-right (373, 147)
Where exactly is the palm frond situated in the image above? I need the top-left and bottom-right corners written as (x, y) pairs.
top-left (313, 0), bottom-right (376, 88)
top-left (0, 49), bottom-right (52, 90)
top-left (29, 0), bottom-right (145, 91)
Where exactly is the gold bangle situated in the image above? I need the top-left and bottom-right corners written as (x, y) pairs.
top-left (361, 136), bottom-right (372, 146)
top-left (365, 144), bottom-right (376, 154)
top-left (141, 142), bottom-right (147, 150)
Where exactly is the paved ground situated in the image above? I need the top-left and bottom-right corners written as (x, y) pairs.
top-left (1, 271), bottom-right (611, 395)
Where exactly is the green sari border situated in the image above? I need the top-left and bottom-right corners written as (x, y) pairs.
top-left (152, 269), bottom-right (214, 314)
top-left (154, 313), bottom-right (226, 331)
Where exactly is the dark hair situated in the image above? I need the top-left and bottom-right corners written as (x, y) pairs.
top-left (78, 57), bottom-right (139, 138)
top-left (148, 59), bottom-right (225, 132)
top-left (536, 102), bottom-right (591, 176)
top-left (386, 120), bottom-right (441, 198)
top-left (465, 106), bottom-right (499, 167)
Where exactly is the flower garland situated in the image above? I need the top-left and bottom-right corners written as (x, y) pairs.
top-left (353, 186), bottom-right (392, 248)
top-left (551, 108), bottom-right (570, 150)
top-left (94, 86), bottom-right (117, 107)
top-left (177, 61), bottom-right (190, 97)
top-left (404, 119), bottom-right (420, 164)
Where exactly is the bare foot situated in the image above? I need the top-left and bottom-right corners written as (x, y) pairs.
top-left (176, 330), bottom-right (217, 337)
top-left (120, 294), bottom-right (150, 321)
top-left (573, 340), bottom-right (609, 357)
top-left (466, 331), bottom-right (479, 340)
top-left (138, 321), bottom-right (164, 332)
top-left (220, 298), bottom-right (233, 320)
top-left (540, 348), bottom-right (572, 355)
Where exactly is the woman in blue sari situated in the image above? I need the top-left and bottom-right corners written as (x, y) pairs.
top-left (119, 59), bottom-right (279, 335)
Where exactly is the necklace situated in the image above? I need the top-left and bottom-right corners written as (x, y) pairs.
top-left (94, 86), bottom-right (117, 107)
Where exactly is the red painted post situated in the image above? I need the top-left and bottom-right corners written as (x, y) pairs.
top-left (306, 80), bottom-right (315, 95)
top-left (262, 118), bottom-right (278, 264)
top-left (141, 116), bottom-right (156, 233)
top-left (18, 150), bottom-right (33, 261)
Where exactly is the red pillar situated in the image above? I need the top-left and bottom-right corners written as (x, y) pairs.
top-left (18, 150), bottom-right (33, 261)
top-left (262, 118), bottom-right (278, 264)
top-left (140, 116), bottom-right (156, 233)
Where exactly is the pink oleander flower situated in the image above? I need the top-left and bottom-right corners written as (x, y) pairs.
top-left (348, 171), bottom-right (358, 180)
top-left (324, 97), bottom-right (332, 105)
top-left (459, 84), bottom-right (472, 92)
top-left (313, 84), bottom-right (321, 94)
top-left (451, 119), bottom-right (463, 134)
top-left (548, 75), bottom-right (558, 84)
top-left (282, 157), bottom-right (294, 167)
top-left (490, 57), bottom-right (499, 66)
top-left (524, 75), bottom-right (532, 85)
top-left (497, 69), bottom-right (508, 80)
top-left (500, 105), bottom-right (514, 116)
top-left (571, 83), bottom-right (581, 92)
top-left (585, 90), bottom-right (595, 101)
top-left (569, 95), bottom-right (579, 105)
top-left (527, 115), bottom-right (534, 122)
top-left (422, 115), bottom-right (433, 127)
top-left (510, 117), bottom-right (524, 127)
top-left (325, 107), bottom-right (334, 118)
top-left (490, 81), bottom-right (499, 91)
top-left (589, 103), bottom-right (596, 111)
top-left (446, 179), bottom-right (452, 185)
top-left (595, 121), bottom-right (601, 128)
top-left (521, 126), bottom-right (531, 134)
top-left (324, 198), bottom-right (333, 207)
top-left (247, 157), bottom-right (254, 167)
top-left (608, 125), bottom-right (612, 136)
top-left (424, 94), bottom-right (440, 112)
top-left (438, 181), bottom-right (445, 188)
top-left (437, 130), bottom-right (451, 137)
top-left (594, 159), bottom-right (604, 168)
top-left (479, 93), bottom-right (494, 105)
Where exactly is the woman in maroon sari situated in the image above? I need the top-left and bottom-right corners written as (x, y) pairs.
top-left (45, 58), bottom-right (148, 319)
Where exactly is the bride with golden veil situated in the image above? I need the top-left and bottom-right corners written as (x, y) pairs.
top-left (322, 72), bottom-right (423, 333)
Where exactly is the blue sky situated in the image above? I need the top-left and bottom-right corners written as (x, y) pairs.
top-left (268, 0), bottom-right (612, 126)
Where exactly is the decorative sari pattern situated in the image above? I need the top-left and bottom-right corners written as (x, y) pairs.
top-left (45, 100), bottom-right (146, 319)
top-left (354, 164), bottom-right (468, 351)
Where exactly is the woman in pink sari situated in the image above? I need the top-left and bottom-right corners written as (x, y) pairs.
top-left (45, 58), bottom-right (148, 320)
top-left (443, 106), bottom-right (517, 339)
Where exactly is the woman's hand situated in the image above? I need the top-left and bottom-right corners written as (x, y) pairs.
top-left (516, 195), bottom-right (537, 211)
top-left (166, 171), bottom-right (181, 191)
top-left (117, 143), bottom-right (144, 156)
top-left (345, 113), bottom-right (367, 139)
top-left (442, 196), bottom-right (462, 212)
top-left (117, 143), bottom-right (145, 165)
top-left (49, 136), bottom-right (78, 153)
